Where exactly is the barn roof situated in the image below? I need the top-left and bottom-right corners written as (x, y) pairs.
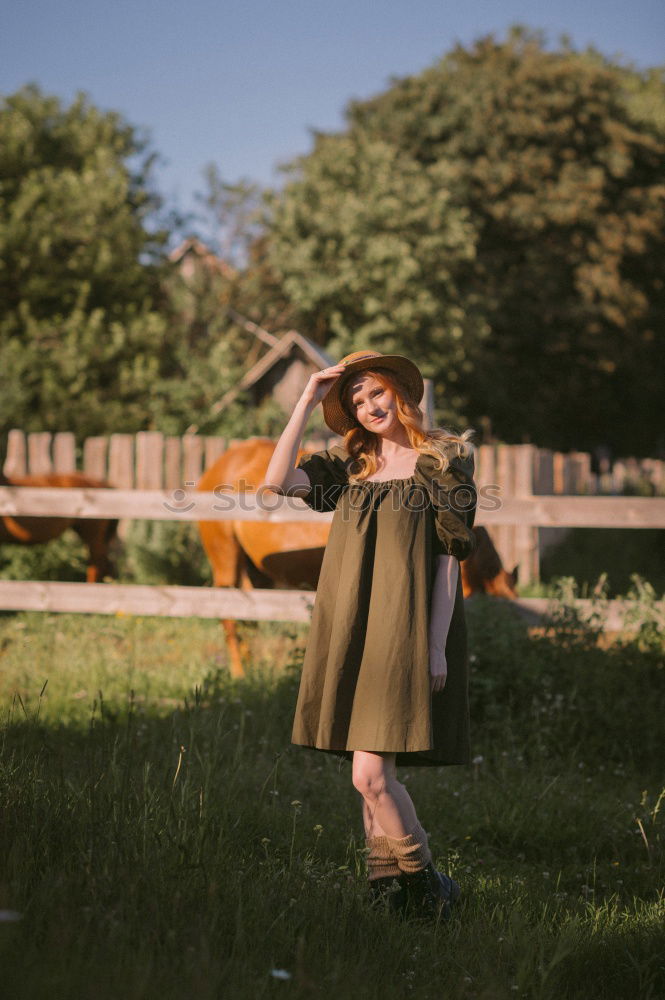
top-left (169, 238), bottom-right (237, 280)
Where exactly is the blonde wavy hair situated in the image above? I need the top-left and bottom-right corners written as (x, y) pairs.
top-left (339, 366), bottom-right (476, 483)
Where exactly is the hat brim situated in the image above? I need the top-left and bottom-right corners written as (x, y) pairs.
top-left (321, 355), bottom-right (424, 436)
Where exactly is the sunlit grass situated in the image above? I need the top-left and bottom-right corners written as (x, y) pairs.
top-left (0, 608), bottom-right (663, 999)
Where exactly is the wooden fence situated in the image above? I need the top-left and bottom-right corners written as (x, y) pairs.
top-left (0, 486), bottom-right (663, 632)
top-left (5, 429), bottom-right (663, 495)
top-left (3, 429), bottom-right (665, 586)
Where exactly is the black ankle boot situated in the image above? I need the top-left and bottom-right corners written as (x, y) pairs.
top-left (368, 875), bottom-right (408, 914)
top-left (400, 863), bottom-right (461, 922)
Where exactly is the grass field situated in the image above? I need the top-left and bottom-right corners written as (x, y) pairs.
top-left (0, 595), bottom-right (663, 1000)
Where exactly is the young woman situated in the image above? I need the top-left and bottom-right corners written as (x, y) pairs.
top-left (263, 350), bottom-right (478, 921)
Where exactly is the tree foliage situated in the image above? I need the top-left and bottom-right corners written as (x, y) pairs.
top-left (0, 85), bottom-right (173, 437)
top-left (265, 28), bottom-right (665, 453)
top-left (0, 86), bottom-right (251, 441)
top-left (265, 132), bottom-right (488, 425)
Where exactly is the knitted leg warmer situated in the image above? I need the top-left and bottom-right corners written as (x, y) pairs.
top-left (386, 822), bottom-right (432, 874)
top-left (365, 835), bottom-right (401, 881)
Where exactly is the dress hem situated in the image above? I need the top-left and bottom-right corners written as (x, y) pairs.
top-left (291, 740), bottom-right (470, 768)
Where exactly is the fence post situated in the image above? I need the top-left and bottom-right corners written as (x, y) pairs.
top-left (535, 448), bottom-right (562, 560)
top-left (514, 444), bottom-right (539, 585)
top-left (4, 430), bottom-right (27, 477)
top-left (569, 451), bottom-right (592, 494)
top-left (53, 433), bottom-right (76, 473)
top-left (494, 444), bottom-right (515, 579)
top-left (182, 435), bottom-right (204, 487)
top-left (108, 435), bottom-right (135, 489)
top-left (204, 436), bottom-right (226, 472)
top-left (475, 443), bottom-right (494, 494)
top-left (475, 442), bottom-right (499, 556)
top-left (641, 458), bottom-right (665, 495)
top-left (83, 437), bottom-right (108, 480)
top-left (164, 437), bottom-right (183, 491)
top-left (136, 432), bottom-right (164, 489)
top-left (420, 379), bottom-right (435, 429)
top-left (27, 432), bottom-right (53, 475)
top-left (611, 460), bottom-right (627, 495)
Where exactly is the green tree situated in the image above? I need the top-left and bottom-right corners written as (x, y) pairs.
top-left (0, 85), bottom-right (174, 439)
top-left (195, 164), bottom-right (264, 269)
top-left (265, 28), bottom-right (665, 453)
top-left (265, 132), bottom-right (487, 426)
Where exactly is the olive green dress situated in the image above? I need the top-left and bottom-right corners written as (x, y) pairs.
top-left (291, 443), bottom-right (477, 767)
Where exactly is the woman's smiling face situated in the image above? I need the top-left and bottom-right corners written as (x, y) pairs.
top-left (345, 373), bottom-right (397, 434)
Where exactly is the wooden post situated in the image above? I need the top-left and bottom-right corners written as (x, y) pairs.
top-left (550, 452), bottom-right (575, 555)
top-left (475, 444), bottom-right (495, 494)
top-left (182, 435), bottom-right (203, 488)
top-left (420, 379), bottom-right (435, 429)
top-left (27, 432), bottom-right (52, 475)
top-left (108, 435), bottom-right (135, 489)
top-left (514, 444), bottom-right (539, 585)
top-left (53, 433), bottom-right (76, 473)
top-left (494, 444), bottom-right (515, 580)
top-left (569, 451), bottom-right (592, 495)
top-left (611, 460), bottom-right (627, 495)
top-left (642, 458), bottom-right (665, 496)
top-left (108, 434), bottom-right (135, 541)
top-left (475, 443), bottom-right (501, 560)
top-left (624, 456), bottom-right (641, 491)
top-left (164, 437), bottom-right (183, 491)
top-left (534, 448), bottom-right (561, 560)
top-left (136, 432), bottom-right (164, 490)
top-left (204, 436), bottom-right (226, 473)
top-left (552, 452), bottom-right (564, 494)
top-left (83, 437), bottom-right (108, 480)
top-left (534, 449), bottom-right (554, 495)
top-left (3, 430), bottom-right (27, 477)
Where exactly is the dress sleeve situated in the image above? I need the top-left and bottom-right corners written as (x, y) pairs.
top-left (414, 450), bottom-right (478, 561)
top-left (295, 446), bottom-right (349, 513)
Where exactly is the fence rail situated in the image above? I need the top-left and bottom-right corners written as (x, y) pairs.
top-left (0, 580), bottom-right (659, 632)
top-left (1, 487), bottom-right (664, 528)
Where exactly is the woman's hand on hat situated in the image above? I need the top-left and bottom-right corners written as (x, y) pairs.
top-left (301, 363), bottom-right (347, 406)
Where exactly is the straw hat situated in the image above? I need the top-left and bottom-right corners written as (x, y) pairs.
top-left (321, 350), bottom-right (424, 436)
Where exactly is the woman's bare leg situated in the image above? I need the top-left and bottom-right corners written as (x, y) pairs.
top-left (353, 750), bottom-right (420, 839)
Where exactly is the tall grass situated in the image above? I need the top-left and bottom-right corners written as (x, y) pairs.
top-left (0, 599), bottom-right (663, 1000)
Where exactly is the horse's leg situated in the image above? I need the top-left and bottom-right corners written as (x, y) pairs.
top-left (199, 520), bottom-right (249, 679)
top-left (233, 554), bottom-right (260, 666)
top-left (72, 519), bottom-right (118, 583)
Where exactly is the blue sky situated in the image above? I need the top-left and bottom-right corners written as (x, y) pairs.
top-left (2, 0), bottom-right (663, 221)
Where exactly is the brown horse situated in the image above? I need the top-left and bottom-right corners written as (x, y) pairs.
top-left (464, 526), bottom-right (518, 599)
top-left (197, 438), bottom-right (517, 677)
top-left (0, 471), bottom-right (119, 582)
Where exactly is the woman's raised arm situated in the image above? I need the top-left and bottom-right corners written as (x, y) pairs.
top-left (260, 363), bottom-right (346, 497)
